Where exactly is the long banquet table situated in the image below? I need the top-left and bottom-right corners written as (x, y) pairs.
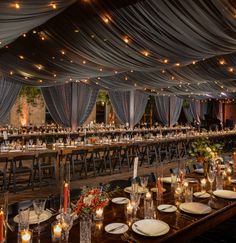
top-left (6, 172), bottom-right (236, 242)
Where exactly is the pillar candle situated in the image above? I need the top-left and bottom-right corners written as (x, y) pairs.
top-left (63, 182), bottom-right (69, 213)
top-left (0, 209), bottom-right (4, 243)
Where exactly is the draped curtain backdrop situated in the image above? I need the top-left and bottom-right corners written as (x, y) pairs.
top-left (0, 75), bottom-right (22, 123)
top-left (108, 90), bottom-right (148, 129)
top-left (41, 82), bottom-right (98, 129)
top-left (183, 100), bottom-right (203, 124)
top-left (155, 96), bottom-right (183, 126)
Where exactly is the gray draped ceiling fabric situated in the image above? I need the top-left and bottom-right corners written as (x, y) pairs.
top-left (0, 0), bottom-right (235, 99)
top-left (155, 96), bottom-right (183, 126)
top-left (0, 74), bottom-right (22, 123)
top-left (183, 101), bottom-right (202, 124)
top-left (41, 83), bottom-right (98, 129)
top-left (108, 90), bottom-right (148, 129)
top-left (0, 0), bottom-right (76, 47)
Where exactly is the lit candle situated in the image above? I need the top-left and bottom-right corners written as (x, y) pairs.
top-left (227, 167), bottom-right (232, 175)
top-left (53, 223), bottom-right (62, 238)
top-left (126, 203), bottom-right (133, 215)
top-left (179, 171), bottom-right (184, 183)
top-left (0, 209), bottom-right (4, 242)
top-left (145, 191), bottom-right (152, 200)
top-left (21, 230), bottom-right (32, 243)
top-left (95, 208), bottom-right (104, 220)
top-left (183, 181), bottom-right (189, 188)
top-left (63, 182), bottom-right (69, 213)
top-left (201, 178), bottom-right (207, 192)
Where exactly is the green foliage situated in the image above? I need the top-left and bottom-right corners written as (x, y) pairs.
top-left (97, 90), bottom-right (109, 104)
top-left (19, 86), bottom-right (42, 106)
top-left (188, 137), bottom-right (223, 160)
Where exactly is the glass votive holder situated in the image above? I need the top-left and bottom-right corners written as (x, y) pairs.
top-left (19, 229), bottom-right (32, 243)
top-left (200, 178), bottom-right (207, 193)
top-left (126, 202), bottom-right (133, 217)
top-left (144, 199), bottom-right (154, 219)
top-left (51, 221), bottom-right (62, 242)
top-left (145, 191), bottom-right (152, 200)
top-left (94, 208), bottom-right (104, 221)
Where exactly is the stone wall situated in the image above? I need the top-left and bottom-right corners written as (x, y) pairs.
top-left (10, 96), bottom-right (45, 127)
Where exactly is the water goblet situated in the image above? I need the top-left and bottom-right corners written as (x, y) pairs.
top-left (33, 199), bottom-right (46, 241)
top-left (207, 167), bottom-right (215, 194)
top-left (61, 209), bottom-right (74, 242)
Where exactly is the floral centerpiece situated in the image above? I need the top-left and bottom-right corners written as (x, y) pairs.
top-left (189, 137), bottom-right (223, 176)
top-left (75, 186), bottom-right (110, 243)
top-left (75, 186), bottom-right (110, 216)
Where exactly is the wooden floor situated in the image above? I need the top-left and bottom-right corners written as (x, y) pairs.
top-left (6, 160), bottom-right (180, 204)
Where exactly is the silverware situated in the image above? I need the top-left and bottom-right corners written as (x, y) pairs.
top-left (133, 224), bottom-right (151, 236)
top-left (121, 235), bottom-right (131, 243)
top-left (123, 232), bottom-right (139, 243)
top-left (160, 205), bottom-right (173, 211)
top-left (108, 224), bottom-right (125, 233)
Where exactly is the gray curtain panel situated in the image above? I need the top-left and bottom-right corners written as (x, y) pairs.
top-left (41, 82), bottom-right (98, 129)
top-left (183, 100), bottom-right (202, 124)
top-left (155, 96), bottom-right (183, 126)
top-left (0, 75), bottom-right (22, 123)
top-left (108, 90), bottom-right (148, 128)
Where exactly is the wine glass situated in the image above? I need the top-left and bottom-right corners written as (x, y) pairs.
top-left (33, 199), bottom-right (46, 241)
top-left (140, 176), bottom-right (148, 190)
top-left (207, 167), bottom-right (215, 195)
top-left (61, 209), bottom-right (74, 242)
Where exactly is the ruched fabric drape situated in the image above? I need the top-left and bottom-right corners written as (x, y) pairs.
top-left (108, 90), bottom-right (148, 129)
top-left (183, 101), bottom-right (202, 124)
top-left (0, 75), bottom-right (22, 123)
top-left (155, 96), bottom-right (183, 126)
top-left (41, 82), bottom-right (98, 129)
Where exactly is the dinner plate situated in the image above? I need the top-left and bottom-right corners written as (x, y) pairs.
top-left (105, 223), bottom-right (128, 234)
top-left (124, 186), bottom-right (148, 194)
top-left (132, 219), bottom-right (170, 236)
top-left (14, 210), bottom-right (52, 224)
top-left (150, 187), bottom-right (166, 193)
top-left (194, 168), bottom-right (204, 174)
top-left (213, 190), bottom-right (236, 199)
top-left (179, 202), bottom-right (212, 215)
top-left (111, 197), bottom-right (129, 204)
top-left (161, 177), bottom-right (172, 184)
top-left (193, 192), bottom-right (210, 198)
top-left (157, 204), bottom-right (177, 213)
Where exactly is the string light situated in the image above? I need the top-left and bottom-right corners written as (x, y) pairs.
top-left (114, 71), bottom-right (118, 74)
top-left (102, 15), bottom-right (111, 24)
top-left (10, 71), bottom-right (13, 75)
top-left (74, 29), bottom-right (79, 33)
top-left (53, 74), bottom-right (57, 77)
top-left (82, 60), bottom-right (86, 64)
top-left (22, 33), bottom-right (26, 37)
top-left (228, 67), bottom-right (234, 72)
top-left (19, 55), bottom-right (24, 60)
top-left (143, 51), bottom-right (149, 57)
top-left (163, 59), bottom-right (168, 64)
top-left (13, 3), bottom-right (20, 9)
top-left (123, 36), bottom-right (129, 44)
top-left (192, 61), bottom-right (196, 65)
top-left (49, 3), bottom-right (57, 9)
top-left (61, 50), bottom-right (65, 55)
top-left (161, 70), bottom-right (165, 74)
top-left (125, 76), bottom-right (128, 80)
top-left (99, 68), bottom-right (103, 71)
top-left (219, 59), bottom-right (226, 65)
top-left (33, 30), bottom-right (37, 34)
top-left (175, 63), bottom-right (180, 67)
top-left (41, 36), bottom-right (45, 41)
top-left (171, 76), bottom-right (175, 80)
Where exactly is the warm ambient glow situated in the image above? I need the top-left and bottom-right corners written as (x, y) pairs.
top-left (175, 63), bottom-right (180, 67)
top-left (192, 61), bottom-right (196, 64)
top-left (61, 50), bottom-right (65, 55)
top-left (163, 59), bottom-right (168, 64)
top-left (219, 59), bottom-right (226, 65)
top-left (35, 64), bottom-right (43, 70)
top-left (49, 3), bottom-right (57, 9)
top-left (82, 60), bottom-right (86, 64)
top-left (102, 15), bottom-right (111, 24)
top-left (14, 3), bottom-right (20, 9)
top-left (19, 55), bottom-right (24, 60)
top-left (123, 36), bottom-right (129, 44)
top-left (143, 51), bottom-right (149, 57)
top-left (228, 67), bottom-right (234, 72)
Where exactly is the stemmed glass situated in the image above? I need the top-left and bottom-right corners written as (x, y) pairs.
top-left (207, 166), bottom-right (216, 198)
top-left (140, 176), bottom-right (148, 191)
top-left (61, 209), bottom-right (74, 242)
top-left (33, 199), bottom-right (46, 241)
top-left (130, 193), bottom-right (141, 221)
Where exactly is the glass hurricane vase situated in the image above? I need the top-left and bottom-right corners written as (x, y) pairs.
top-left (80, 215), bottom-right (92, 243)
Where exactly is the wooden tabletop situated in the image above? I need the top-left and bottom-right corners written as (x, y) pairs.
top-left (6, 173), bottom-right (236, 243)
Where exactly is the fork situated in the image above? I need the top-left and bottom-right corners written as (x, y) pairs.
top-left (121, 235), bottom-right (131, 243)
top-left (123, 232), bottom-right (139, 243)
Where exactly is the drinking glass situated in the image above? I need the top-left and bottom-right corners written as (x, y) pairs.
top-left (29, 139), bottom-right (33, 146)
top-left (33, 199), bottom-right (46, 241)
top-left (140, 176), bottom-right (148, 190)
top-left (207, 167), bottom-right (215, 194)
top-left (130, 193), bottom-right (141, 221)
top-left (61, 209), bottom-right (74, 242)
top-left (184, 187), bottom-right (193, 203)
top-left (18, 208), bottom-right (30, 231)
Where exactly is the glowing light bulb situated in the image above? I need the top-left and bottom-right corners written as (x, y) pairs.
top-left (61, 50), bottom-right (65, 55)
top-left (175, 63), bottom-right (180, 67)
top-left (143, 51), bottom-right (149, 57)
top-left (163, 59), bottom-right (168, 64)
top-left (229, 67), bottom-right (234, 72)
top-left (192, 61), bottom-right (196, 64)
top-left (219, 59), bottom-right (226, 65)
top-left (82, 60), bottom-right (86, 64)
top-left (123, 36), bottom-right (129, 43)
top-left (15, 3), bottom-right (20, 9)
top-left (19, 55), bottom-right (24, 60)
